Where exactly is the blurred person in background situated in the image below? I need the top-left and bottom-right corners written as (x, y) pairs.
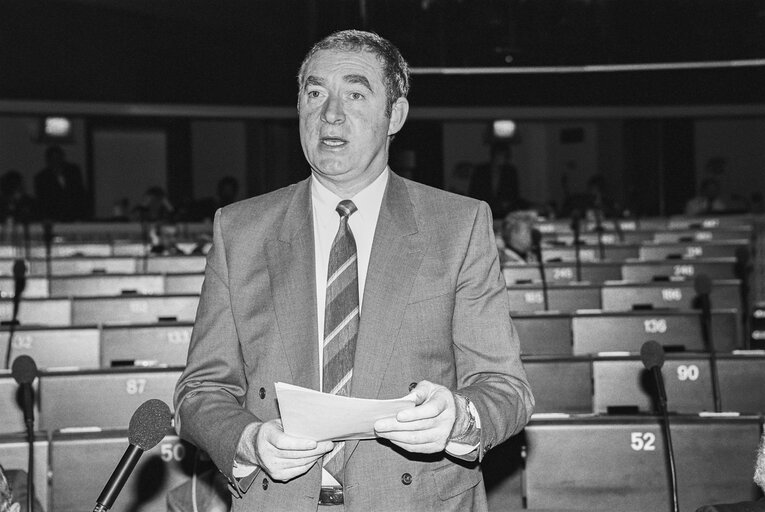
top-left (34, 145), bottom-right (88, 221)
top-left (0, 170), bottom-right (34, 223)
top-left (499, 210), bottom-right (538, 265)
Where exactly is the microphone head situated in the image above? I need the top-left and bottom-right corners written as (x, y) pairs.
top-left (640, 340), bottom-right (665, 370)
top-left (12, 259), bottom-right (26, 281)
top-left (694, 273), bottom-right (712, 296)
top-left (11, 355), bottom-right (38, 385)
top-left (128, 399), bottom-right (173, 450)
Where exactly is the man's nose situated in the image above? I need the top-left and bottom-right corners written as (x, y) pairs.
top-left (321, 94), bottom-right (345, 124)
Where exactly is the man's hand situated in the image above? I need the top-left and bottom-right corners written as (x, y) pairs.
top-left (237, 419), bottom-right (335, 482)
top-left (373, 380), bottom-right (456, 454)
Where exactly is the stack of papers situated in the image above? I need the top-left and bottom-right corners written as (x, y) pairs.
top-left (275, 382), bottom-right (416, 441)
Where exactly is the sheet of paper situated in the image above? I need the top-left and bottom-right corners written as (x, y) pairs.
top-left (275, 382), bottom-right (416, 441)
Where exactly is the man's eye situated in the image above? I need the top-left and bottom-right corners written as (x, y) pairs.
top-left (307, 90), bottom-right (321, 98)
top-left (349, 92), bottom-right (364, 100)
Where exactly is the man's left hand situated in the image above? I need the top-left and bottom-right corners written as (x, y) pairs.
top-left (373, 380), bottom-right (456, 454)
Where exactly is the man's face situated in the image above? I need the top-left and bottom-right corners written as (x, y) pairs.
top-left (298, 49), bottom-right (407, 192)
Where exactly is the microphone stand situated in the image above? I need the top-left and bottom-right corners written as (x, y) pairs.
top-left (655, 372), bottom-right (679, 512)
top-left (641, 341), bottom-right (679, 512)
top-left (43, 221), bottom-right (53, 284)
top-left (531, 230), bottom-right (549, 311)
top-left (594, 209), bottom-right (606, 261)
top-left (699, 291), bottom-right (722, 413)
top-left (571, 213), bottom-right (582, 282)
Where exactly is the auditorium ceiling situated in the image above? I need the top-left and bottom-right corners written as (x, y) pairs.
top-left (1, 0), bottom-right (764, 107)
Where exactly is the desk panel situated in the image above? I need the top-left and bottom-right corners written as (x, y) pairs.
top-left (39, 368), bottom-right (182, 431)
top-left (50, 274), bottom-right (165, 297)
top-left (717, 355), bottom-right (765, 413)
top-left (592, 355), bottom-right (714, 414)
top-left (524, 416), bottom-right (762, 511)
top-left (638, 240), bottom-right (750, 260)
top-left (572, 309), bottom-right (739, 355)
top-left (503, 262), bottom-right (621, 285)
top-left (164, 273), bottom-right (204, 295)
top-left (600, 280), bottom-right (741, 312)
top-left (146, 256), bottom-right (207, 274)
top-left (507, 284), bottom-right (601, 313)
top-left (101, 323), bottom-right (192, 367)
top-left (72, 295), bottom-right (199, 324)
top-left (0, 276), bottom-right (48, 298)
top-left (523, 357), bottom-right (593, 414)
top-left (0, 326), bottom-right (100, 369)
top-left (621, 258), bottom-right (736, 282)
top-left (0, 374), bottom-right (39, 434)
top-left (0, 298), bottom-right (71, 326)
top-left (513, 313), bottom-right (572, 356)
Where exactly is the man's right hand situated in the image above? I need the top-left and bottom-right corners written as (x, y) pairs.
top-left (237, 420), bottom-right (335, 482)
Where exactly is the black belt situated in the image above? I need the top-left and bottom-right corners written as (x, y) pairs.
top-left (318, 485), bottom-right (344, 506)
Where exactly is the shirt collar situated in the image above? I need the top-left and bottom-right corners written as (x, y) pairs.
top-left (311, 168), bottom-right (389, 221)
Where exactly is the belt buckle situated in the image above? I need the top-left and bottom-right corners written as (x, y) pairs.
top-left (319, 485), bottom-right (344, 506)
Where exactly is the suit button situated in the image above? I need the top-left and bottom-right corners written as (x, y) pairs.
top-left (408, 382), bottom-right (417, 392)
top-left (259, 387), bottom-right (266, 399)
top-left (401, 473), bottom-right (412, 485)
top-left (262, 478), bottom-right (268, 490)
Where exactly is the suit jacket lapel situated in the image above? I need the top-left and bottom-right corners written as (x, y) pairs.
top-left (265, 178), bottom-right (320, 390)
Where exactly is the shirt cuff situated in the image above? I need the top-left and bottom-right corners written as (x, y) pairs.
top-left (232, 460), bottom-right (259, 479)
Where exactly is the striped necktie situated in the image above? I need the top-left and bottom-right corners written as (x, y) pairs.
top-left (322, 199), bottom-right (359, 484)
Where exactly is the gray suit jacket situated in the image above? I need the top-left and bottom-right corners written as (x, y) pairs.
top-left (174, 172), bottom-right (534, 512)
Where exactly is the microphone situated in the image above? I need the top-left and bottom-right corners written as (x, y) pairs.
top-left (531, 228), bottom-right (549, 311)
top-left (12, 354), bottom-right (38, 512)
top-left (4, 259), bottom-right (27, 368)
top-left (93, 399), bottom-right (173, 512)
top-left (12, 355), bottom-right (37, 427)
top-left (694, 274), bottom-right (721, 412)
top-left (12, 258), bottom-right (27, 322)
top-left (570, 211), bottom-right (582, 282)
top-left (640, 340), bottom-right (679, 512)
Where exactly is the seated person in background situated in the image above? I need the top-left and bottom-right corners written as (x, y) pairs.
top-left (133, 186), bottom-right (175, 222)
top-left (149, 222), bottom-right (184, 255)
top-left (695, 430), bottom-right (765, 511)
top-left (685, 178), bottom-right (726, 216)
top-left (0, 464), bottom-right (44, 512)
top-left (0, 171), bottom-right (34, 224)
top-left (499, 210), bottom-right (538, 265)
top-left (34, 145), bottom-right (88, 221)
top-left (189, 176), bottom-right (240, 222)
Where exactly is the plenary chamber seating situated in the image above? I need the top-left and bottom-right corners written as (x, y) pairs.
top-left (482, 415), bottom-right (762, 512)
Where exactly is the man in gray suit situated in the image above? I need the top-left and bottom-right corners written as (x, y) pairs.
top-left (174, 29), bottom-right (534, 511)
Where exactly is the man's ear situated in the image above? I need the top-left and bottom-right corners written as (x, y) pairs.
top-left (387, 97), bottom-right (409, 137)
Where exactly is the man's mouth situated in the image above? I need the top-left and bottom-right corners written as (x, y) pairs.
top-left (321, 137), bottom-right (347, 147)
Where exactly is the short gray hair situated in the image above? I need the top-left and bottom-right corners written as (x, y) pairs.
top-left (297, 29), bottom-right (410, 117)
